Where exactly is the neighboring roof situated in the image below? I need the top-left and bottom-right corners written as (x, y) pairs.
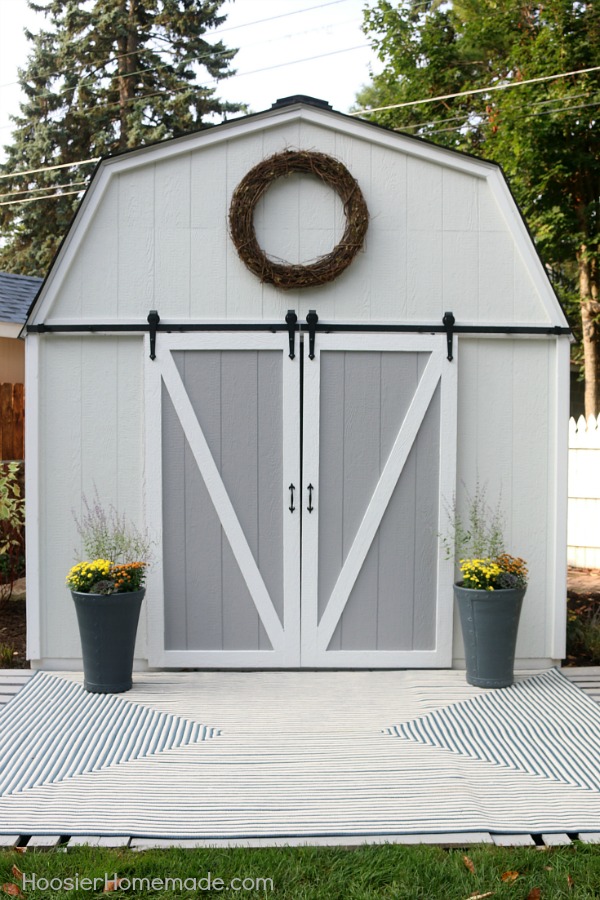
top-left (0, 272), bottom-right (43, 323)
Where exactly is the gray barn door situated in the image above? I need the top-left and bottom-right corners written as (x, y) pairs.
top-left (145, 333), bottom-right (301, 668)
top-left (301, 334), bottom-right (456, 667)
top-left (146, 331), bottom-right (455, 668)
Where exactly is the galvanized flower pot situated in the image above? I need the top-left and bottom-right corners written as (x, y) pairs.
top-left (71, 589), bottom-right (145, 693)
top-left (454, 583), bottom-right (526, 688)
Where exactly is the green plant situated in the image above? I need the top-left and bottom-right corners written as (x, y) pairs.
top-left (567, 599), bottom-right (600, 665)
top-left (73, 487), bottom-right (154, 565)
top-left (0, 643), bottom-right (15, 666)
top-left (0, 462), bottom-right (24, 542)
top-left (442, 482), bottom-right (505, 562)
top-left (443, 483), bottom-right (528, 590)
top-left (0, 462), bottom-right (25, 602)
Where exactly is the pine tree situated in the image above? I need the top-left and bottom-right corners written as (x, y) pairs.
top-left (0, 0), bottom-right (241, 275)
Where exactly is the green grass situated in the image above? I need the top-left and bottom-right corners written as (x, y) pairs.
top-left (1, 843), bottom-right (600, 898)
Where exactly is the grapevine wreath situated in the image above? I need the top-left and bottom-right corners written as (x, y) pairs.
top-left (228, 149), bottom-right (369, 290)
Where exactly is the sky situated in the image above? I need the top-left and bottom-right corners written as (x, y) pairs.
top-left (0, 0), bottom-right (383, 164)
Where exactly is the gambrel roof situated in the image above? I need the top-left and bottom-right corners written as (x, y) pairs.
top-left (26, 96), bottom-right (569, 331)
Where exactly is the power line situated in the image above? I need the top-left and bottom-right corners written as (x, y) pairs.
top-left (4, 92), bottom-right (599, 208)
top-left (352, 65), bottom-right (600, 116)
top-left (0, 188), bottom-right (85, 208)
top-left (421, 98), bottom-right (600, 138)
top-left (0, 0), bottom-right (350, 92)
top-left (0, 157), bottom-right (100, 181)
top-left (0, 179), bottom-right (88, 201)
top-left (20, 15), bottom-right (360, 109)
top-left (0, 42), bottom-right (370, 142)
top-left (397, 88), bottom-right (600, 132)
top-left (2, 69), bottom-right (597, 190)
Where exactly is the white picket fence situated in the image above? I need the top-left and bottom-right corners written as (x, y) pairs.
top-left (569, 415), bottom-right (600, 568)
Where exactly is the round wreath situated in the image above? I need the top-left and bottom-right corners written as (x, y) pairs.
top-left (228, 149), bottom-right (369, 290)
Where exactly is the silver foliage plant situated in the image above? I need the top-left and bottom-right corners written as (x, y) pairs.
top-left (73, 487), bottom-right (155, 565)
top-left (441, 481), bottom-right (506, 563)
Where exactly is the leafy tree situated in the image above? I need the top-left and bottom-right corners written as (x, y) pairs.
top-left (358, 0), bottom-right (600, 417)
top-left (0, 0), bottom-right (241, 275)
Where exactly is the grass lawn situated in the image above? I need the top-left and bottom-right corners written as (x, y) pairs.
top-left (1, 843), bottom-right (600, 898)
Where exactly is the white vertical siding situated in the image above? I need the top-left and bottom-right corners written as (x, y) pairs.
top-left (42, 119), bottom-right (555, 329)
top-left (454, 338), bottom-right (556, 663)
top-left (568, 415), bottom-right (600, 567)
top-left (190, 144), bottom-right (229, 319)
top-left (154, 154), bottom-right (192, 319)
top-left (36, 336), bottom-right (145, 662)
top-left (28, 109), bottom-right (568, 667)
top-left (118, 166), bottom-right (155, 317)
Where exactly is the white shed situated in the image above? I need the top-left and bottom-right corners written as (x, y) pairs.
top-left (24, 96), bottom-right (571, 672)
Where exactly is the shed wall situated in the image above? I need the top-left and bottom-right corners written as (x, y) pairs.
top-left (27, 111), bottom-right (567, 667)
top-left (34, 336), bottom-right (145, 661)
top-left (454, 337), bottom-right (564, 664)
top-left (45, 120), bottom-right (550, 328)
top-left (30, 333), bottom-right (565, 666)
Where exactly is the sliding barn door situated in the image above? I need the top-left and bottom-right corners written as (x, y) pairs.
top-left (145, 333), bottom-right (300, 667)
top-left (301, 334), bottom-right (457, 667)
top-left (146, 331), bottom-right (456, 668)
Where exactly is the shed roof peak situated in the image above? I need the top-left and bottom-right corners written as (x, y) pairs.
top-left (270, 96), bottom-right (333, 111)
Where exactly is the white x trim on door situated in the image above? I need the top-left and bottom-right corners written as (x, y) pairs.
top-left (301, 333), bottom-right (457, 667)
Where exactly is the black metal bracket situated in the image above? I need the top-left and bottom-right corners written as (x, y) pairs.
top-left (147, 310), bottom-right (160, 360)
top-left (443, 311), bottom-right (455, 361)
top-left (285, 309), bottom-right (298, 359)
top-left (306, 309), bottom-right (319, 360)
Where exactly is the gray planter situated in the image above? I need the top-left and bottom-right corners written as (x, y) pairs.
top-left (71, 589), bottom-right (145, 693)
top-left (454, 583), bottom-right (526, 688)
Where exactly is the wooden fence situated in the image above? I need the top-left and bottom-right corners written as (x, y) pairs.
top-left (568, 415), bottom-right (600, 568)
top-left (0, 383), bottom-right (24, 461)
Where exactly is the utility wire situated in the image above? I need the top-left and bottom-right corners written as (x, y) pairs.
top-left (421, 98), bottom-right (600, 138)
top-left (13, 14), bottom-right (359, 109)
top-left (0, 188), bottom-right (85, 208)
top-left (0, 158), bottom-right (100, 181)
top-left (398, 88), bottom-right (600, 132)
top-left (352, 65), bottom-right (600, 115)
top-left (3, 91), bottom-right (599, 209)
top-left (0, 179), bottom-right (88, 200)
top-left (2, 77), bottom-right (598, 194)
top-left (0, 0), bottom-right (350, 91)
top-left (0, 42), bottom-right (370, 141)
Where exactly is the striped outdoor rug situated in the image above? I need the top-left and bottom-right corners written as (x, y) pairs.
top-left (0, 667), bottom-right (598, 839)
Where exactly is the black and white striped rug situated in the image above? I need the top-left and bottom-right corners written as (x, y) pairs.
top-left (386, 670), bottom-right (600, 793)
top-left (0, 668), bottom-right (598, 838)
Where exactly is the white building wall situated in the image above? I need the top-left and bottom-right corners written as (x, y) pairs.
top-left (27, 107), bottom-right (569, 667)
top-left (45, 116), bottom-right (552, 329)
top-left (31, 336), bottom-right (147, 664)
top-left (568, 415), bottom-right (600, 568)
top-left (454, 337), bottom-right (567, 665)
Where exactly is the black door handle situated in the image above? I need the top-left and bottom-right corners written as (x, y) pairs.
top-left (307, 484), bottom-right (314, 513)
top-left (289, 484), bottom-right (295, 513)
